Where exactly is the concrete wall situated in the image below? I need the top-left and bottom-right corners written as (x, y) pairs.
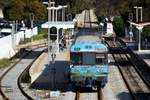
top-left (0, 27), bottom-right (38, 59)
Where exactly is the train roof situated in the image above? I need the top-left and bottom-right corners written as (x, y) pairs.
top-left (74, 28), bottom-right (101, 44)
top-left (75, 28), bottom-right (100, 38)
top-left (71, 28), bottom-right (108, 53)
top-left (71, 41), bottom-right (108, 53)
top-left (75, 35), bottom-right (101, 44)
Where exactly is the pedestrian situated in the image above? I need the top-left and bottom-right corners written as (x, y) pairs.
top-left (129, 31), bottom-right (133, 42)
top-left (145, 38), bottom-right (148, 49)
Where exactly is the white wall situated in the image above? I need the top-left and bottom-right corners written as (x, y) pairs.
top-left (0, 27), bottom-right (38, 59)
top-left (0, 8), bottom-right (4, 18)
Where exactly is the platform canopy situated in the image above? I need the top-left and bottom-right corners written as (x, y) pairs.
top-left (128, 21), bottom-right (150, 30)
top-left (41, 21), bottom-right (75, 29)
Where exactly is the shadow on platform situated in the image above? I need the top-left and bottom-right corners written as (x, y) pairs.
top-left (117, 92), bottom-right (132, 100)
top-left (30, 60), bottom-right (71, 92)
top-left (138, 53), bottom-right (150, 59)
top-left (117, 92), bottom-right (150, 100)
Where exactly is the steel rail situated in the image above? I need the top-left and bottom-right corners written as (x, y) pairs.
top-left (75, 88), bottom-right (103, 100)
top-left (17, 48), bottom-right (45, 100)
top-left (0, 50), bottom-right (31, 100)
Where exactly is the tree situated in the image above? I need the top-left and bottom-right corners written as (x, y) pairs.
top-left (6, 0), bottom-right (25, 21)
top-left (113, 16), bottom-right (125, 37)
top-left (0, 0), bottom-right (5, 9)
top-left (4, 0), bottom-right (46, 22)
top-left (29, 0), bottom-right (47, 21)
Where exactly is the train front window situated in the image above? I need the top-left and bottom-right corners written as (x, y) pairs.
top-left (82, 53), bottom-right (95, 65)
top-left (71, 53), bottom-right (107, 65)
top-left (96, 53), bottom-right (107, 64)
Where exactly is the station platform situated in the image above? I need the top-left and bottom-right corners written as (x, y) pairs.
top-left (122, 37), bottom-right (150, 50)
top-left (122, 37), bottom-right (150, 68)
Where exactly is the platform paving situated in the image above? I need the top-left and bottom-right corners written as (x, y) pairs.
top-left (29, 49), bottom-right (76, 100)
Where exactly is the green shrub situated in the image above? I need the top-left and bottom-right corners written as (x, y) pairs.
top-left (113, 16), bottom-right (125, 37)
top-left (19, 38), bottom-right (31, 44)
top-left (0, 58), bottom-right (16, 69)
top-left (32, 28), bottom-right (48, 40)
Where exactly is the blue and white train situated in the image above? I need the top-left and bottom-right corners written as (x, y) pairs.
top-left (69, 29), bottom-right (109, 89)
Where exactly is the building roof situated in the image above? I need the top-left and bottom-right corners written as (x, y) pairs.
top-left (128, 21), bottom-right (150, 30)
top-left (41, 21), bottom-right (74, 29)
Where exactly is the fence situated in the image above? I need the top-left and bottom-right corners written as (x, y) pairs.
top-left (0, 27), bottom-right (38, 59)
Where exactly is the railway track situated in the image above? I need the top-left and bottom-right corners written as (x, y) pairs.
top-left (0, 45), bottom-right (46, 100)
top-left (106, 37), bottom-right (150, 100)
top-left (125, 47), bottom-right (150, 89)
top-left (75, 87), bottom-right (103, 100)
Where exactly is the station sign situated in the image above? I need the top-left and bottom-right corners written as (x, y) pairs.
top-left (106, 22), bottom-right (113, 34)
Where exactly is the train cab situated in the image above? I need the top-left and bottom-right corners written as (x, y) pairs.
top-left (69, 35), bottom-right (109, 88)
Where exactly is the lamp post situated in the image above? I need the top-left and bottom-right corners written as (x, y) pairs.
top-left (134, 6), bottom-right (143, 51)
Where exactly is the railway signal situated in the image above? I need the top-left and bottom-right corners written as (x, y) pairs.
top-left (51, 53), bottom-right (56, 64)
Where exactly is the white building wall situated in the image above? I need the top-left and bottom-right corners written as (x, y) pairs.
top-left (0, 8), bottom-right (4, 18)
top-left (0, 27), bottom-right (38, 59)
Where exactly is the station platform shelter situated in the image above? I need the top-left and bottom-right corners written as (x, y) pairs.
top-left (41, 21), bottom-right (75, 52)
